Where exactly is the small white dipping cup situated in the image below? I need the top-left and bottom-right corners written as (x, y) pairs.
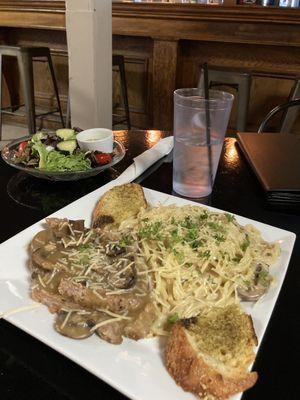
top-left (76, 128), bottom-right (114, 153)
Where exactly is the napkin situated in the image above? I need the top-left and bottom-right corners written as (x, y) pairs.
top-left (103, 136), bottom-right (174, 190)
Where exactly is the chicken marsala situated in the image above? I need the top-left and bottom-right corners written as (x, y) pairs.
top-left (29, 218), bottom-right (156, 344)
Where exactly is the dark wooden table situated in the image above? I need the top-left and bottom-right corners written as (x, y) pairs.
top-left (0, 130), bottom-right (299, 400)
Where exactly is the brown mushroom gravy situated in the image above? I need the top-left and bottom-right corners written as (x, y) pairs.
top-left (29, 218), bottom-right (156, 344)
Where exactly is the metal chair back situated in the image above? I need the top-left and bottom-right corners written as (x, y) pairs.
top-left (258, 98), bottom-right (300, 133)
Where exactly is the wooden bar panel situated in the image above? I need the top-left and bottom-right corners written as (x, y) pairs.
top-left (112, 3), bottom-right (300, 131)
top-left (0, 1), bottom-right (299, 132)
top-left (152, 39), bottom-right (178, 129)
top-left (0, 1), bottom-right (65, 30)
top-left (113, 35), bottom-right (152, 128)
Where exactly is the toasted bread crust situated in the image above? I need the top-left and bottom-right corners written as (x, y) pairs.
top-left (165, 324), bottom-right (258, 400)
top-left (92, 183), bottom-right (147, 229)
top-left (248, 314), bottom-right (259, 347)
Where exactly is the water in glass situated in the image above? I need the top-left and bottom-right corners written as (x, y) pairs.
top-left (173, 132), bottom-right (223, 198)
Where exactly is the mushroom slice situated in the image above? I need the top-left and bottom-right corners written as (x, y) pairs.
top-left (237, 286), bottom-right (267, 302)
top-left (237, 263), bottom-right (272, 302)
top-left (54, 311), bottom-right (94, 339)
top-left (46, 218), bottom-right (71, 238)
top-left (105, 242), bottom-right (125, 257)
top-left (46, 218), bottom-right (85, 238)
top-left (30, 230), bottom-right (55, 253)
top-left (69, 219), bottom-right (85, 232)
top-left (31, 245), bottom-right (65, 271)
top-left (108, 262), bottom-right (136, 289)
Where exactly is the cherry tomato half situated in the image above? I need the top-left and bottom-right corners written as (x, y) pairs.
top-left (94, 152), bottom-right (112, 165)
top-left (18, 141), bottom-right (29, 154)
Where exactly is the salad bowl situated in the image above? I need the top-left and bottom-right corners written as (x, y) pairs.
top-left (1, 135), bottom-right (125, 181)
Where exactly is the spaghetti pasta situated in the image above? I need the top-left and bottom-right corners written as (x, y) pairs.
top-left (118, 205), bottom-right (280, 336)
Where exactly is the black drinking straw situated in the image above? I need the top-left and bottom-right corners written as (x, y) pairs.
top-left (202, 63), bottom-right (213, 190)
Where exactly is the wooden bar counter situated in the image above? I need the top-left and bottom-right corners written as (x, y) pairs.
top-left (0, 0), bottom-right (300, 131)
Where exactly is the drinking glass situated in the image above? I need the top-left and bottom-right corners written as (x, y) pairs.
top-left (173, 88), bottom-right (234, 198)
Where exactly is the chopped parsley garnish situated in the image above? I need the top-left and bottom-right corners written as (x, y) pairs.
top-left (78, 243), bottom-right (92, 252)
top-left (232, 255), bottom-right (242, 263)
top-left (189, 240), bottom-right (203, 250)
top-left (214, 234), bottom-right (225, 244)
top-left (168, 313), bottom-right (180, 325)
top-left (225, 213), bottom-right (235, 223)
top-left (139, 221), bottom-right (163, 241)
top-left (201, 250), bottom-right (211, 259)
top-left (137, 211), bottom-right (232, 258)
top-left (199, 210), bottom-right (209, 220)
top-left (240, 236), bottom-right (250, 252)
top-left (169, 228), bottom-right (182, 246)
top-left (168, 217), bottom-right (205, 251)
top-left (119, 235), bottom-right (133, 247)
top-left (180, 216), bottom-right (197, 230)
top-left (208, 222), bottom-right (226, 234)
top-left (173, 249), bottom-right (184, 263)
top-left (185, 228), bottom-right (198, 241)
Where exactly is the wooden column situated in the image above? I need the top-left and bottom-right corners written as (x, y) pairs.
top-left (152, 39), bottom-right (178, 131)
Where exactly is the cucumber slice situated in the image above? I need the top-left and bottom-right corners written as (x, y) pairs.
top-left (57, 139), bottom-right (77, 154)
top-left (56, 129), bottom-right (76, 141)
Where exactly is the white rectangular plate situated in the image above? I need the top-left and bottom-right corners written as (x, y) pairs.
top-left (0, 185), bottom-right (296, 400)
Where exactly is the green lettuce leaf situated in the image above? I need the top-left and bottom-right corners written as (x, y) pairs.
top-left (45, 151), bottom-right (91, 171)
top-left (32, 141), bottom-right (49, 169)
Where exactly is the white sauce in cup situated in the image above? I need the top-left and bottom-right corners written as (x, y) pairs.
top-left (76, 129), bottom-right (113, 153)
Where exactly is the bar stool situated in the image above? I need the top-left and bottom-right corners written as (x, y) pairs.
top-left (280, 78), bottom-right (300, 133)
top-left (198, 66), bottom-right (251, 132)
top-left (0, 46), bottom-right (64, 139)
top-left (113, 54), bottom-right (131, 130)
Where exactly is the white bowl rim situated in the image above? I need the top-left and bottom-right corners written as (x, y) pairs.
top-left (77, 128), bottom-right (113, 143)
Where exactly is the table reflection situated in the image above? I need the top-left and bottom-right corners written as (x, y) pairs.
top-left (145, 130), bottom-right (162, 145)
top-left (7, 171), bottom-right (114, 213)
top-left (223, 138), bottom-right (239, 169)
